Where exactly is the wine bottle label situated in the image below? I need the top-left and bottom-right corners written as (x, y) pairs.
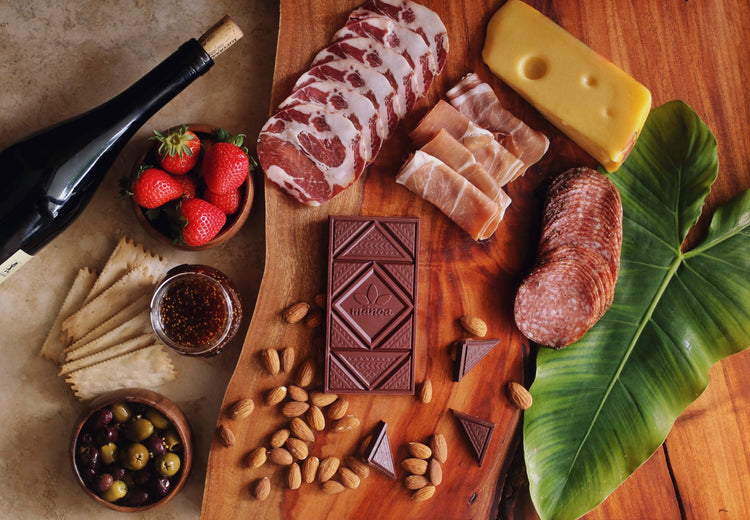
top-left (0, 250), bottom-right (32, 285)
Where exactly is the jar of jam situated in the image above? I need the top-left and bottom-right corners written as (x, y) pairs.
top-left (150, 264), bottom-right (242, 357)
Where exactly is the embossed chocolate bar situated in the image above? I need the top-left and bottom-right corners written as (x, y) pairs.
top-left (325, 216), bottom-right (419, 394)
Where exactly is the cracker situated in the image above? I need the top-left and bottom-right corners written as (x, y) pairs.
top-left (62, 264), bottom-right (158, 341)
top-left (59, 333), bottom-right (155, 375)
top-left (62, 294), bottom-right (150, 353)
top-left (66, 344), bottom-right (177, 401)
top-left (40, 268), bottom-right (97, 363)
top-left (85, 237), bottom-right (167, 305)
top-left (63, 312), bottom-right (152, 363)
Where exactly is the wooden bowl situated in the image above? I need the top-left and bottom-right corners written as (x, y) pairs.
top-left (70, 388), bottom-right (193, 512)
top-left (131, 123), bottom-right (254, 250)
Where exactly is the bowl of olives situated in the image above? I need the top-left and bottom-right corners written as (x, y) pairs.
top-left (70, 388), bottom-right (193, 512)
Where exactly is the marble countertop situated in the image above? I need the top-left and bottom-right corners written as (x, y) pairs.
top-left (0, 1), bottom-right (278, 518)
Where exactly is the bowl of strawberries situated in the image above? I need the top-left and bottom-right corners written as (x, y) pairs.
top-left (124, 123), bottom-right (256, 249)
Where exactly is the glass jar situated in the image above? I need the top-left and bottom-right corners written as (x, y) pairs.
top-left (150, 264), bottom-right (242, 357)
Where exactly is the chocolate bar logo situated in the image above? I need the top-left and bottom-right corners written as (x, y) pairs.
top-left (350, 284), bottom-right (393, 317)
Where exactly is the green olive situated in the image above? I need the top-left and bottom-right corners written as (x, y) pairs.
top-left (145, 408), bottom-right (170, 430)
top-left (122, 442), bottom-right (150, 471)
top-left (110, 403), bottom-right (132, 423)
top-left (126, 418), bottom-right (154, 442)
top-left (100, 442), bottom-right (118, 465)
top-left (163, 429), bottom-right (182, 452)
top-left (155, 452), bottom-right (181, 477)
top-left (100, 480), bottom-right (128, 502)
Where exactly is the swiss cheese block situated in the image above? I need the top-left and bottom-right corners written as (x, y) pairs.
top-left (482, 0), bottom-right (651, 172)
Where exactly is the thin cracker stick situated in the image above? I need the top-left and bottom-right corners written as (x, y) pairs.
top-left (59, 333), bottom-right (155, 375)
top-left (64, 312), bottom-right (152, 363)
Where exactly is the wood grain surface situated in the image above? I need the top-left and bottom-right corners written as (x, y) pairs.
top-left (201, 1), bottom-right (750, 519)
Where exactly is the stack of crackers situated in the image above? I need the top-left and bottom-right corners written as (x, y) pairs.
top-left (40, 237), bottom-right (177, 400)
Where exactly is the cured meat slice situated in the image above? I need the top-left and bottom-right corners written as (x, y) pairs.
top-left (278, 81), bottom-right (382, 162)
top-left (257, 104), bottom-right (367, 206)
top-left (410, 101), bottom-right (523, 185)
top-left (311, 37), bottom-right (418, 116)
top-left (294, 58), bottom-right (401, 137)
top-left (446, 73), bottom-right (549, 177)
top-left (395, 151), bottom-right (503, 240)
top-left (332, 15), bottom-right (435, 96)
top-left (348, 0), bottom-right (449, 74)
top-left (420, 129), bottom-right (511, 212)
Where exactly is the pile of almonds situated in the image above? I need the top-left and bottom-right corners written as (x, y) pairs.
top-left (401, 433), bottom-right (447, 501)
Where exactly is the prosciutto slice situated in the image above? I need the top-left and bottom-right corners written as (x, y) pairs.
top-left (446, 73), bottom-right (549, 176)
top-left (294, 58), bottom-right (401, 137)
top-left (410, 101), bottom-right (523, 186)
top-left (257, 104), bottom-right (367, 206)
top-left (348, 0), bottom-right (449, 74)
top-left (395, 151), bottom-right (503, 240)
top-left (278, 81), bottom-right (382, 162)
top-left (311, 37), bottom-right (418, 115)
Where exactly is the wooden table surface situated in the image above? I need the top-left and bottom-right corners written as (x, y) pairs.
top-left (200, 1), bottom-right (750, 519)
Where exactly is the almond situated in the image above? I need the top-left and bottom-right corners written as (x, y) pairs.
top-left (412, 485), bottom-right (436, 501)
top-left (288, 463), bottom-right (302, 490)
top-left (265, 385), bottom-right (287, 406)
top-left (269, 447), bottom-right (294, 466)
top-left (304, 308), bottom-right (323, 328)
top-left (429, 459), bottom-right (442, 486)
top-left (246, 447), bottom-right (267, 469)
top-left (270, 428), bottom-right (290, 448)
top-left (359, 434), bottom-right (373, 457)
top-left (321, 480), bottom-right (346, 494)
top-left (228, 398), bottom-right (255, 420)
top-left (281, 346), bottom-right (295, 373)
top-left (307, 405), bottom-right (326, 431)
top-left (430, 433), bottom-right (448, 464)
top-left (310, 391), bottom-right (338, 407)
top-left (290, 417), bottom-right (316, 442)
top-left (404, 475), bottom-right (430, 490)
top-left (286, 437), bottom-right (309, 460)
top-left (318, 456), bottom-right (340, 482)
top-left (314, 293), bottom-right (326, 308)
top-left (288, 385), bottom-right (309, 402)
top-left (296, 358), bottom-right (315, 387)
top-left (216, 424), bottom-right (235, 447)
top-left (459, 315), bottom-right (487, 337)
top-left (327, 397), bottom-right (349, 420)
top-left (253, 477), bottom-right (270, 501)
top-left (338, 467), bottom-right (361, 489)
top-left (261, 348), bottom-right (281, 375)
top-left (283, 301), bottom-right (310, 323)
top-left (343, 456), bottom-right (370, 479)
top-left (401, 458), bottom-right (428, 475)
top-left (408, 442), bottom-right (432, 459)
top-left (282, 401), bottom-right (310, 418)
top-left (418, 379), bottom-right (433, 404)
top-left (507, 381), bottom-right (533, 410)
top-left (332, 415), bottom-right (360, 433)
top-left (302, 456), bottom-right (319, 483)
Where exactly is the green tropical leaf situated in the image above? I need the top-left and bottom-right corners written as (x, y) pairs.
top-left (524, 100), bottom-right (750, 520)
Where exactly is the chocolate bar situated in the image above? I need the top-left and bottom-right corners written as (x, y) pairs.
top-left (363, 420), bottom-right (397, 479)
top-left (452, 409), bottom-right (495, 466)
top-left (453, 338), bottom-right (499, 382)
top-left (325, 216), bottom-right (419, 394)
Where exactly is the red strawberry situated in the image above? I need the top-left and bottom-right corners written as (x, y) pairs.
top-left (203, 187), bottom-right (241, 215)
top-left (179, 198), bottom-right (226, 246)
top-left (130, 167), bottom-right (182, 209)
top-left (151, 125), bottom-right (201, 175)
top-left (202, 130), bottom-right (250, 194)
top-left (172, 174), bottom-right (197, 199)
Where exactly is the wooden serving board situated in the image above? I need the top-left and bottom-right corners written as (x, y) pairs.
top-left (201, 1), bottom-right (750, 519)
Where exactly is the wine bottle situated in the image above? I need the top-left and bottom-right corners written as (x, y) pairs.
top-left (0, 16), bottom-right (242, 284)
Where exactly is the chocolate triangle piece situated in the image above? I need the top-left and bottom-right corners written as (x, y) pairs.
top-left (451, 409), bottom-right (495, 466)
top-left (453, 338), bottom-right (500, 382)
top-left (363, 421), bottom-right (397, 478)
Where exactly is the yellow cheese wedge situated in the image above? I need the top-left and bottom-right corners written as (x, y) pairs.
top-left (483, 0), bottom-right (651, 172)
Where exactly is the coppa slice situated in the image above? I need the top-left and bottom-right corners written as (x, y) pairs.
top-left (258, 104), bottom-right (368, 206)
top-left (278, 81), bottom-right (382, 162)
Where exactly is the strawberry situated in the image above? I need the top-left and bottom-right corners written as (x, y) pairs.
top-left (203, 187), bottom-right (241, 215)
top-left (179, 198), bottom-right (226, 246)
top-left (172, 174), bottom-right (197, 199)
top-left (202, 129), bottom-right (251, 194)
top-left (151, 125), bottom-right (201, 175)
top-left (129, 167), bottom-right (183, 209)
